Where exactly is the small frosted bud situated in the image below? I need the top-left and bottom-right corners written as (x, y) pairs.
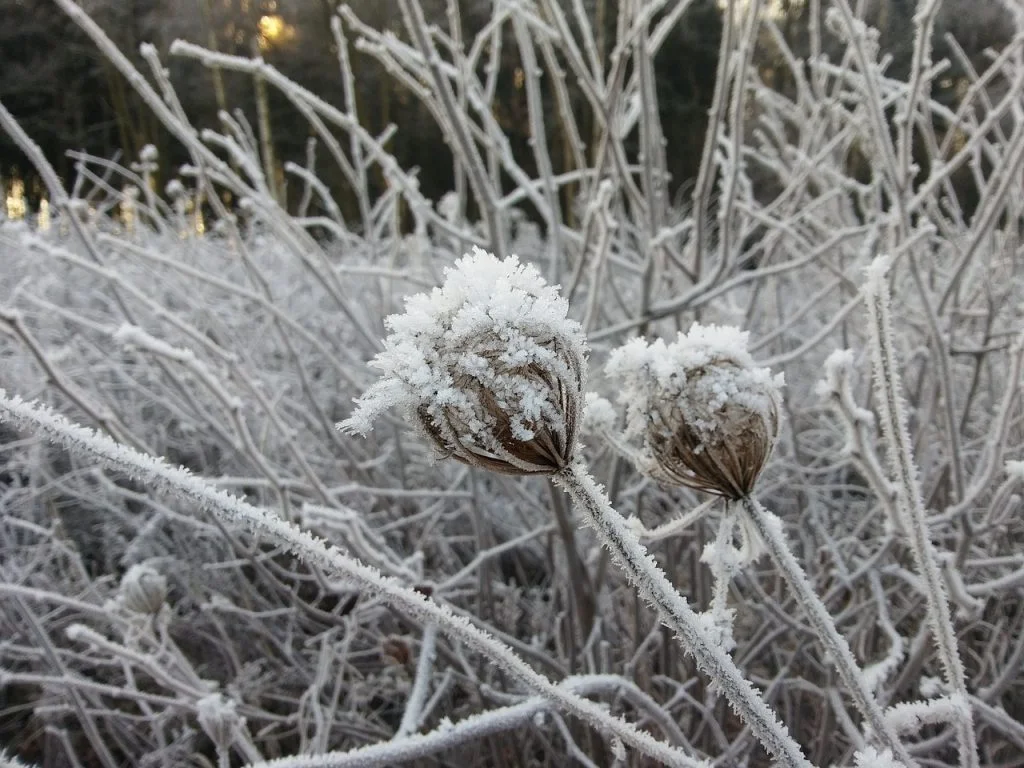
top-left (437, 191), bottom-right (459, 222)
top-left (340, 247), bottom-right (587, 476)
top-left (582, 392), bottom-right (616, 436)
top-left (196, 693), bottom-right (243, 751)
top-left (119, 563), bottom-right (167, 615)
top-left (818, 348), bottom-right (856, 397)
top-left (1006, 460), bottom-right (1024, 481)
top-left (853, 747), bottom-right (903, 768)
top-left (606, 323), bottom-right (783, 499)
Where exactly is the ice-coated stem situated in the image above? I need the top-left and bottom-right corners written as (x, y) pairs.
top-left (553, 462), bottom-right (814, 768)
top-left (738, 496), bottom-right (914, 765)
top-left (395, 623), bottom-right (438, 738)
top-left (863, 256), bottom-right (977, 767)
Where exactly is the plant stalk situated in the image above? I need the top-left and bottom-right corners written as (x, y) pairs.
top-left (739, 495), bottom-right (914, 765)
top-left (553, 462), bottom-right (814, 768)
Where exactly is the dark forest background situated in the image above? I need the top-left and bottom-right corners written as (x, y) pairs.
top-left (0, 0), bottom-right (1015, 224)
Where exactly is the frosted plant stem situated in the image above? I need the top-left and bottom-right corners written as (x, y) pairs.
top-left (243, 675), bottom-right (687, 768)
top-left (553, 462), bottom-right (814, 768)
top-left (863, 257), bottom-right (978, 768)
top-left (395, 623), bottom-right (438, 739)
top-left (0, 393), bottom-right (702, 768)
top-left (738, 495), bottom-right (914, 765)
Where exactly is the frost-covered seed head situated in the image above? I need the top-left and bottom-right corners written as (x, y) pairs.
top-left (340, 247), bottom-right (587, 476)
top-left (119, 563), bottom-right (167, 615)
top-left (606, 323), bottom-right (784, 499)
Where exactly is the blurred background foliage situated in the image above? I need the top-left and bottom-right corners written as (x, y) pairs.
top-left (0, 0), bottom-right (1015, 225)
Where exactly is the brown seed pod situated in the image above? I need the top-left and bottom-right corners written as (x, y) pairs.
top-left (414, 338), bottom-right (583, 475)
top-left (607, 325), bottom-right (783, 500)
top-left (645, 362), bottom-right (780, 499)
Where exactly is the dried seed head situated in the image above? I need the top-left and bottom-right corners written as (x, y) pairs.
top-left (606, 324), bottom-right (783, 499)
top-left (119, 563), bottom-right (167, 615)
top-left (340, 247), bottom-right (587, 476)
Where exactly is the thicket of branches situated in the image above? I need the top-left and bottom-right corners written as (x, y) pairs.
top-left (1, 0), bottom-right (1023, 766)
top-left (0, 0), bottom-right (1013, 217)
top-left (0, 0), bottom-right (723, 214)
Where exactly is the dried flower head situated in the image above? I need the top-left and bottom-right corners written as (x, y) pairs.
top-left (119, 563), bottom-right (168, 615)
top-left (340, 247), bottom-right (587, 476)
top-left (606, 323), bottom-right (784, 499)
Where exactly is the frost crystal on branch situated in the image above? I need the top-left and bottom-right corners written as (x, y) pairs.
top-left (606, 323), bottom-right (784, 498)
top-left (340, 247), bottom-right (587, 475)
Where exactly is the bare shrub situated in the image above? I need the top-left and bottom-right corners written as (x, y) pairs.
top-left (1, 0), bottom-right (1023, 765)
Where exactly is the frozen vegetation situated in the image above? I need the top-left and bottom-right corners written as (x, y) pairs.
top-left (1, 0), bottom-right (1024, 766)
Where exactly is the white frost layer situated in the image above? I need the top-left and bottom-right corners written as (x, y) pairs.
top-left (853, 747), bottom-right (904, 768)
top-left (606, 323), bottom-right (784, 448)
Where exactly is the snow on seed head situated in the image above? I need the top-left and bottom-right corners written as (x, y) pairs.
top-left (340, 247), bottom-right (587, 476)
top-left (606, 323), bottom-right (783, 499)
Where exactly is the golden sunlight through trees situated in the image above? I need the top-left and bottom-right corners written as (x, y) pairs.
top-left (257, 13), bottom-right (295, 51)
